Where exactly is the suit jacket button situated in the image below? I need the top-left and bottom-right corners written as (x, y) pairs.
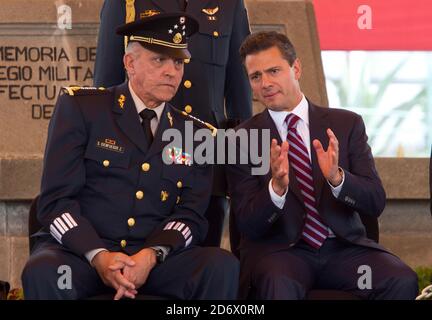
top-left (127, 218), bottom-right (135, 227)
top-left (141, 163), bottom-right (150, 172)
top-left (184, 80), bottom-right (192, 89)
top-left (136, 191), bottom-right (144, 200)
top-left (103, 160), bottom-right (110, 167)
top-left (120, 240), bottom-right (127, 248)
top-left (184, 105), bottom-right (192, 113)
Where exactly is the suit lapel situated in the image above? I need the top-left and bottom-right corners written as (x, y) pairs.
top-left (112, 83), bottom-right (149, 153)
top-left (308, 101), bottom-right (329, 205)
top-left (262, 110), bottom-right (303, 204)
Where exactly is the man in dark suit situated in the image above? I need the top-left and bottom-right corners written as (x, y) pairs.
top-left (93, 0), bottom-right (252, 247)
top-left (21, 13), bottom-right (238, 300)
top-left (227, 31), bottom-right (418, 299)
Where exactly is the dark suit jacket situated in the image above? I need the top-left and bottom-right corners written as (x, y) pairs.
top-left (94, 0), bottom-right (252, 129)
top-left (227, 101), bottom-right (387, 298)
top-left (37, 82), bottom-right (212, 257)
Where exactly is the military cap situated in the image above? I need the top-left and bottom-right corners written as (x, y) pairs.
top-left (116, 12), bottom-right (199, 59)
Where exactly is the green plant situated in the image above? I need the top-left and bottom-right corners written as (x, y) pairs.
top-left (415, 266), bottom-right (432, 293)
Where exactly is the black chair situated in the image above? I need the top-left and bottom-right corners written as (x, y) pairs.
top-left (27, 196), bottom-right (167, 300)
top-left (0, 280), bottom-right (10, 300)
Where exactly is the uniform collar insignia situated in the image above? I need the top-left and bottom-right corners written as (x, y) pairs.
top-left (167, 112), bottom-right (174, 127)
top-left (202, 7), bottom-right (219, 15)
top-left (118, 94), bottom-right (126, 109)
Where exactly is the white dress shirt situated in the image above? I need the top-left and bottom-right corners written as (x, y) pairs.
top-left (129, 81), bottom-right (165, 135)
top-left (267, 95), bottom-right (345, 237)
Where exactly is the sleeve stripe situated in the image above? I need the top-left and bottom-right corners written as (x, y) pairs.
top-left (64, 213), bottom-right (78, 227)
top-left (182, 226), bottom-right (190, 236)
top-left (50, 224), bottom-right (63, 244)
top-left (185, 236), bottom-right (192, 247)
top-left (176, 223), bottom-right (185, 232)
top-left (163, 221), bottom-right (193, 247)
top-left (62, 214), bottom-right (74, 229)
top-left (184, 229), bottom-right (191, 239)
top-left (55, 217), bottom-right (69, 233)
top-left (50, 213), bottom-right (78, 240)
top-left (53, 219), bottom-right (66, 234)
top-left (164, 221), bottom-right (176, 230)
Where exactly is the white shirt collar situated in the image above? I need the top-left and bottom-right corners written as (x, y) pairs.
top-left (268, 94), bottom-right (309, 130)
top-left (128, 81), bottom-right (165, 121)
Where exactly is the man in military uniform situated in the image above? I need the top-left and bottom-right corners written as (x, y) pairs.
top-left (21, 12), bottom-right (239, 300)
top-left (94, 0), bottom-right (252, 248)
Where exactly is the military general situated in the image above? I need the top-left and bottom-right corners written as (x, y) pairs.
top-left (21, 12), bottom-right (239, 300)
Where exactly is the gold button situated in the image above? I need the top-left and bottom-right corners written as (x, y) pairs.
top-left (127, 218), bottom-right (135, 227)
top-left (184, 80), bottom-right (192, 89)
top-left (136, 190), bottom-right (144, 200)
top-left (184, 58), bottom-right (190, 64)
top-left (176, 196), bottom-right (180, 204)
top-left (120, 240), bottom-right (127, 248)
top-left (141, 163), bottom-right (150, 172)
top-left (177, 181), bottom-right (183, 188)
top-left (103, 160), bottom-right (110, 167)
top-left (213, 31), bottom-right (219, 37)
top-left (184, 105), bottom-right (192, 114)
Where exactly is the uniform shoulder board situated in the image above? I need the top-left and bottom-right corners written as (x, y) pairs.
top-left (171, 107), bottom-right (218, 137)
top-left (61, 86), bottom-right (107, 96)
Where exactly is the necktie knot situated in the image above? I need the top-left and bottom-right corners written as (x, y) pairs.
top-left (285, 113), bottom-right (300, 130)
top-left (139, 109), bottom-right (156, 121)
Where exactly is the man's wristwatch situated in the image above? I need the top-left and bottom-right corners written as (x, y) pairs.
top-left (152, 247), bottom-right (166, 264)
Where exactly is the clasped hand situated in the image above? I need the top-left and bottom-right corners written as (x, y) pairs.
top-left (93, 248), bottom-right (157, 300)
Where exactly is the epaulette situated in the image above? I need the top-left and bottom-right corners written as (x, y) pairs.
top-left (171, 108), bottom-right (218, 137)
top-left (61, 86), bottom-right (107, 96)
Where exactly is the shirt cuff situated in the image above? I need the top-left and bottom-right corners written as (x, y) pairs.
top-left (328, 167), bottom-right (345, 198)
top-left (268, 179), bottom-right (288, 209)
top-left (85, 248), bottom-right (108, 265)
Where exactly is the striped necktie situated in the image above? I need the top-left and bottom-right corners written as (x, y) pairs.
top-left (285, 113), bottom-right (329, 249)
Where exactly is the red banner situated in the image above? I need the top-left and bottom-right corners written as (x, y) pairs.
top-left (313, 0), bottom-right (432, 50)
